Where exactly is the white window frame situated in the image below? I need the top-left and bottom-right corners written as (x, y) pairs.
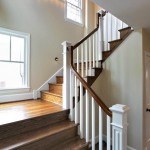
top-left (65, 0), bottom-right (83, 26)
top-left (0, 27), bottom-right (30, 93)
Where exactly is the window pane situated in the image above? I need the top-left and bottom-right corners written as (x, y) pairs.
top-left (11, 36), bottom-right (24, 62)
top-left (0, 62), bottom-right (24, 89)
top-left (67, 3), bottom-right (82, 23)
top-left (0, 34), bottom-right (10, 61)
top-left (67, 0), bottom-right (81, 8)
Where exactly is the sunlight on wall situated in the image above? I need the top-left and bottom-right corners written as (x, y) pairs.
top-left (38, 0), bottom-right (64, 8)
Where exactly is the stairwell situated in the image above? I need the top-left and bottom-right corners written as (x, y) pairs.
top-left (0, 11), bottom-right (132, 150)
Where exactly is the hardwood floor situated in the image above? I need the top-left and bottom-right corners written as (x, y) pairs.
top-left (0, 99), bottom-right (64, 125)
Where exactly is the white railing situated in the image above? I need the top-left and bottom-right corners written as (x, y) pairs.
top-left (103, 11), bottom-right (128, 51)
top-left (62, 10), bottom-right (129, 150)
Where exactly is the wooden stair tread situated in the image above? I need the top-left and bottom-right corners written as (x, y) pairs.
top-left (41, 90), bottom-right (62, 97)
top-left (0, 100), bottom-right (64, 126)
top-left (108, 38), bottom-right (122, 43)
top-left (118, 26), bottom-right (131, 31)
top-left (52, 136), bottom-right (88, 150)
top-left (0, 120), bottom-right (77, 149)
top-left (49, 83), bottom-right (62, 86)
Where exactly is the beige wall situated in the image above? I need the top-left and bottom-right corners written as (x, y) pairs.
top-left (92, 29), bottom-right (143, 149)
top-left (0, 0), bottom-right (95, 93)
top-left (142, 29), bottom-right (150, 148)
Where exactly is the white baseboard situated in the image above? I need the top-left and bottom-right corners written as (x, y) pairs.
top-left (89, 135), bottom-right (136, 150)
top-left (0, 92), bottom-right (33, 103)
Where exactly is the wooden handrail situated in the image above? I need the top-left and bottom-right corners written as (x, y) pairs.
top-left (70, 46), bottom-right (112, 117)
top-left (72, 11), bottom-right (107, 50)
top-left (69, 11), bottom-right (112, 117)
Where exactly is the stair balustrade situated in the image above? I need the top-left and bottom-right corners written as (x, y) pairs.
top-left (62, 9), bottom-right (130, 150)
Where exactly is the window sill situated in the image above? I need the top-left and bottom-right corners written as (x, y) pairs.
top-left (0, 87), bottom-right (30, 94)
top-left (65, 17), bottom-right (84, 27)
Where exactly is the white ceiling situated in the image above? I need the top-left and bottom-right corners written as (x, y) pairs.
top-left (91, 0), bottom-right (150, 32)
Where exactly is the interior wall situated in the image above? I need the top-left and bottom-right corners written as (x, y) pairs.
top-left (0, 0), bottom-right (95, 94)
top-left (92, 29), bottom-right (143, 149)
top-left (142, 29), bottom-right (150, 148)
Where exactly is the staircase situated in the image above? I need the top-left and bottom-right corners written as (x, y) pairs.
top-left (0, 11), bottom-right (131, 150)
top-left (0, 92), bottom-right (89, 150)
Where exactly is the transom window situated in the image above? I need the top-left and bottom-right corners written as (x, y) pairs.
top-left (65, 0), bottom-right (83, 25)
top-left (0, 28), bottom-right (30, 90)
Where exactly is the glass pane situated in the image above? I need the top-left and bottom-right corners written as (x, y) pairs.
top-left (0, 34), bottom-right (10, 61)
top-left (67, 0), bottom-right (81, 8)
top-left (11, 36), bottom-right (24, 62)
top-left (0, 62), bottom-right (24, 89)
top-left (67, 3), bottom-right (82, 23)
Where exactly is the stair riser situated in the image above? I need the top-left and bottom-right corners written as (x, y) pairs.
top-left (120, 28), bottom-right (131, 39)
top-left (56, 76), bottom-right (63, 84)
top-left (14, 126), bottom-right (78, 150)
top-left (49, 84), bottom-right (62, 95)
top-left (109, 40), bottom-right (122, 50)
top-left (102, 52), bottom-right (112, 60)
top-left (41, 92), bottom-right (62, 106)
top-left (0, 110), bottom-right (69, 140)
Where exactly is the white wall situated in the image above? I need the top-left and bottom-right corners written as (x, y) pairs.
top-left (0, 0), bottom-right (95, 94)
top-left (92, 29), bottom-right (143, 150)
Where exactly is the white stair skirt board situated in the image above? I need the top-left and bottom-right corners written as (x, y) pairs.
top-left (0, 93), bottom-right (33, 103)
top-left (36, 67), bottom-right (63, 98)
top-left (89, 135), bottom-right (136, 150)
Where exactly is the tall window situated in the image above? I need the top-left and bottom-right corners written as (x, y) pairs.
top-left (0, 28), bottom-right (30, 90)
top-left (65, 0), bottom-right (83, 25)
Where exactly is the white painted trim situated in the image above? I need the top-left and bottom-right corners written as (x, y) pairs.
top-left (0, 92), bottom-right (33, 103)
top-left (0, 27), bottom-right (30, 90)
top-left (89, 135), bottom-right (136, 150)
top-left (36, 67), bottom-right (63, 98)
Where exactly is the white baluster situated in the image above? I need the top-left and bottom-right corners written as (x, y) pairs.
top-left (86, 91), bottom-right (90, 142)
top-left (81, 44), bottom-right (84, 77)
top-left (80, 83), bottom-right (83, 139)
top-left (96, 31), bottom-right (99, 68)
top-left (75, 76), bottom-right (78, 124)
top-left (93, 34), bottom-right (95, 68)
top-left (108, 13), bottom-right (112, 50)
top-left (110, 104), bottom-right (129, 150)
top-left (77, 47), bottom-right (79, 74)
top-left (107, 115), bottom-right (111, 150)
top-left (92, 98), bottom-right (95, 150)
top-left (85, 41), bottom-right (88, 76)
top-left (104, 12), bottom-right (108, 50)
top-left (70, 69), bottom-right (74, 121)
top-left (99, 106), bottom-right (103, 150)
top-left (89, 37), bottom-right (92, 76)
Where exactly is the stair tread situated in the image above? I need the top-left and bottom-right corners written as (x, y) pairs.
top-left (52, 136), bottom-right (88, 150)
top-left (41, 90), bottom-right (62, 97)
top-left (118, 26), bottom-right (131, 31)
top-left (0, 120), bottom-right (76, 149)
top-left (56, 76), bottom-right (63, 77)
top-left (49, 83), bottom-right (62, 86)
top-left (108, 38), bottom-right (122, 43)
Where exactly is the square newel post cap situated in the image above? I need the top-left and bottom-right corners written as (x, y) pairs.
top-left (110, 104), bottom-right (129, 114)
top-left (61, 41), bottom-right (72, 47)
top-left (98, 9), bottom-right (105, 16)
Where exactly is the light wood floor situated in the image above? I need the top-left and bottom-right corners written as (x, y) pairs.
top-left (0, 99), bottom-right (64, 125)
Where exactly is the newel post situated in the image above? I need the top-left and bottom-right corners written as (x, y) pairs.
top-left (98, 10), bottom-right (105, 60)
top-left (62, 41), bottom-right (72, 109)
top-left (110, 104), bottom-right (129, 150)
